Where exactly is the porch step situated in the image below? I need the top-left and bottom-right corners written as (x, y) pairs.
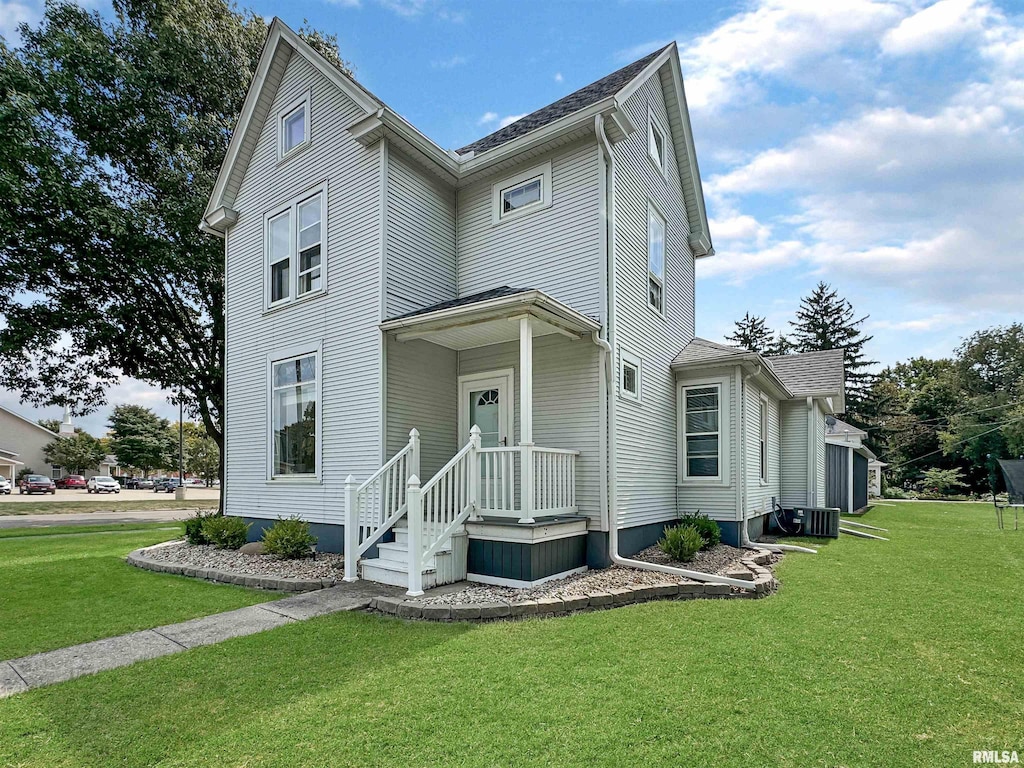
top-left (360, 557), bottom-right (439, 590)
top-left (374, 540), bottom-right (446, 567)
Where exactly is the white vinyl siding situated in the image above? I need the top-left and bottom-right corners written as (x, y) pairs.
top-left (814, 401), bottom-right (827, 506)
top-left (614, 74), bottom-right (695, 529)
top-left (780, 400), bottom-right (809, 507)
top-left (224, 52), bottom-right (382, 525)
top-left (457, 140), bottom-right (602, 317)
top-left (745, 381), bottom-right (781, 517)
top-left (384, 145), bottom-right (457, 318)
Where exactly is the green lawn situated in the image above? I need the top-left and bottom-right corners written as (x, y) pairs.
top-left (1, 501), bottom-right (1021, 767)
top-left (0, 526), bottom-right (277, 659)
top-left (0, 498), bottom-right (216, 515)
top-left (0, 521), bottom-right (184, 539)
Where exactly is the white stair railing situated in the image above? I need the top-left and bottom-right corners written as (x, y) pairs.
top-left (406, 426), bottom-right (481, 596)
top-left (343, 428), bottom-right (419, 582)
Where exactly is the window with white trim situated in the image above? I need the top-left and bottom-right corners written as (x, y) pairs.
top-left (491, 162), bottom-right (552, 224)
top-left (649, 116), bottom-right (666, 174)
top-left (620, 350), bottom-right (641, 402)
top-left (759, 397), bottom-right (769, 483)
top-left (271, 352), bottom-right (318, 477)
top-left (683, 384), bottom-right (720, 479)
top-left (279, 93), bottom-right (310, 160)
top-left (648, 206), bottom-right (666, 313)
top-left (51, 465), bottom-right (62, 480)
top-left (266, 188), bottom-right (324, 308)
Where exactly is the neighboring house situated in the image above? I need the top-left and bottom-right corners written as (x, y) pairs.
top-left (824, 418), bottom-right (876, 514)
top-left (0, 404), bottom-right (61, 481)
top-left (868, 459), bottom-right (887, 497)
top-left (203, 20), bottom-right (846, 591)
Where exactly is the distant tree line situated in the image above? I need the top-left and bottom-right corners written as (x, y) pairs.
top-left (726, 284), bottom-right (1024, 494)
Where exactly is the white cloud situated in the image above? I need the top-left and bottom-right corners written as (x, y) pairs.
top-left (432, 54), bottom-right (467, 69)
top-left (554, 72), bottom-right (564, 83)
top-left (708, 213), bottom-right (771, 247)
top-left (326, 0), bottom-right (363, 7)
top-left (0, 0), bottom-right (39, 42)
top-left (881, 0), bottom-right (992, 56)
top-left (499, 113), bottom-right (527, 128)
top-left (477, 111), bottom-right (498, 126)
top-left (376, 0), bottom-right (428, 16)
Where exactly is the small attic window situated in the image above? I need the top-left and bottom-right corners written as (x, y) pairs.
top-left (649, 115), bottom-right (667, 175)
top-left (491, 161), bottom-right (552, 224)
top-left (279, 92), bottom-right (311, 160)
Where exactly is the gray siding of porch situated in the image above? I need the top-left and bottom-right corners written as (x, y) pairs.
top-left (455, 139), bottom-right (603, 317)
top-left (224, 52), bottom-right (381, 526)
top-left (744, 378), bottom-right (782, 517)
top-left (614, 73), bottom-right (695, 530)
top-left (458, 335), bottom-right (603, 528)
top-left (780, 400), bottom-right (809, 507)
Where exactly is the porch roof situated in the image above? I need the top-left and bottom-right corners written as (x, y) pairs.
top-left (380, 288), bottom-right (601, 351)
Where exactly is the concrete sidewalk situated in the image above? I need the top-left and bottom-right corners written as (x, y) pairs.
top-left (0, 509), bottom-right (196, 529)
top-left (0, 581), bottom-right (402, 697)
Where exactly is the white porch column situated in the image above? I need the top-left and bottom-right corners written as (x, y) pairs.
top-left (519, 316), bottom-right (535, 524)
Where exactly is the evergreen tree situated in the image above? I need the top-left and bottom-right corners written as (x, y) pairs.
top-left (790, 282), bottom-right (877, 420)
top-left (725, 313), bottom-right (773, 352)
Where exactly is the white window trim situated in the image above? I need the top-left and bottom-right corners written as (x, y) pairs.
top-left (263, 181), bottom-right (327, 312)
top-left (759, 393), bottom-right (770, 485)
top-left (647, 202), bottom-right (667, 317)
top-left (491, 161), bottom-right (553, 225)
top-left (648, 109), bottom-right (668, 178)
top-left (278, 90), bottom-right (311, 162)
top-left (677, 375), bottom-right (730, 486)
top-left (619, 349), bottom-right (642, 403)
top-left (266, 342), bottom-right (323, 484)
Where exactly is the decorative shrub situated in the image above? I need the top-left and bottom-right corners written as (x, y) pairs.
top-left (261, 516), bottom-right (318, 559)
top-left (678, 512), bottom-right (721, 550)
top-left (183, 511), bottom-right (218, 545)
top-left (658, 524), bottom-right (704, 563)
top-left (201, 515), bottom-right (251, 550)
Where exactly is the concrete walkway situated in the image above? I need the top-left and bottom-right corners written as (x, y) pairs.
top-left (0, 581), bottom-right (402, 697)
top-left (0, 509), bottom-right (196, 529)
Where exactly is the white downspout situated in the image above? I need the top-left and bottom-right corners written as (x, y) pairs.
top-left (594, 115), bottom-right (754, 591)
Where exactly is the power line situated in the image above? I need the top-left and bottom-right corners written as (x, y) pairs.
top-left (886, 415), bottom-right (1024, 471)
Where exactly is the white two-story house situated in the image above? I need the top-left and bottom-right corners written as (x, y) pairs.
top-left (203, 20), bottom-right (845, 592)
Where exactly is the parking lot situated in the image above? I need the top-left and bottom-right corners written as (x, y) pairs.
top-left (0, 487), bottom-right (221, 505)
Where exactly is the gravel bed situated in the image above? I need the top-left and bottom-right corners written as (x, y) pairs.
top-left (416, 543), bottom-right (762, 606)
top-left (142, 541), bottom-right (344, 580)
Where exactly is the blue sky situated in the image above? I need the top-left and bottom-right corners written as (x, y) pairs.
top-left (2, 0), bottom-right (1022, 434)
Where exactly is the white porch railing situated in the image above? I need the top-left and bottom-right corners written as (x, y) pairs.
top-left (478, 446), bottom-right (519, 517)
top-left (532, 447), bottom-right (578, 515)
top-left (343, 428), bottom-right (419, 582)
top-left (476, 444), bottom-right (579, 523)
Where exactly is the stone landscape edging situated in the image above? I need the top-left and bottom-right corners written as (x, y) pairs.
top-left (370, 549), bottom-right (780, 621)
top-left (126, 544), bottom-right (332, 592)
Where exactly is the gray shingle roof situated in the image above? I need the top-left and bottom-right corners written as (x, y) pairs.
top-left (388, 286), bottom-right (534, 321)
top-left (825, 418), bottom-right (866, 437)
top-left (671, 337), bottom-right (754, 367)
top-left (457, 46), bottom-right (670, 156)
top-left (765, 349), bottom-right (845, 396)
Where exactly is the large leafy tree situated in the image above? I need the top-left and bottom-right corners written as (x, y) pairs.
top-left (173, 421), bottom-right (221, 485)
top-left (109, 404), bottom-right (175, 476)
top-left (0, 1), bottom-right (348, 487)
top-left (790, 282), bottom-right (877, 422)
top-left (43, 431), bottom-right (105, 474)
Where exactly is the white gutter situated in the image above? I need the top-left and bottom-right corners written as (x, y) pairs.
top-left (594, 115), bottom-right (754, 592)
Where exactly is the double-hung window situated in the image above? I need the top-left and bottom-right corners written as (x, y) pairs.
top-left (648, 206), bottom-right (666, 313)
top-left (266, 187), bottom-right (324, 308)
top-left (271, 352), bottom-right (318, 477)
top-left (683, 385), bottom-right (720, 479)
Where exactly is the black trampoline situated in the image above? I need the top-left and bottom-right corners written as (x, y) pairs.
top-left (994, 459), bottom-right (1023, 530)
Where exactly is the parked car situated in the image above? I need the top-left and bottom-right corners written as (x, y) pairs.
top-left (137, 478), bottom-right (155, 490)
top-left (0, 476), bottom-right (11, 495)
top-left (55, 475), bottom-right (87, 490)
top-left (87, 476), bottom-right (121, 494)
top-left (19, 474), bottom-right (56, 495)
top-left (121, 477), bottom-right (140, 490)
top-left (155, 478), bottom-right (186, 493)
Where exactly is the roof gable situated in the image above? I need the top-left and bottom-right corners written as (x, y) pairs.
top-left (0, 405), bottom-right (60, 438)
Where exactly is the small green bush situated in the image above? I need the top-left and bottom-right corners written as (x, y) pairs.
top-left (678, 512), bottom-right (721, 550)
top-left (261, 516), bottom-right (318, 559)
top-left (201, 515), bottom-right (251, 550)
top-left (183, 511), bottom-right (218, 545)
top-left (658, 524), bottom-right (704, 563)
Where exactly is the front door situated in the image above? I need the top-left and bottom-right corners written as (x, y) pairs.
top-left (458, 370), bottom-right (514, 447)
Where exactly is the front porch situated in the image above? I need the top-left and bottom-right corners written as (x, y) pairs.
top-left (348, 288), bottom-right (604, 593)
